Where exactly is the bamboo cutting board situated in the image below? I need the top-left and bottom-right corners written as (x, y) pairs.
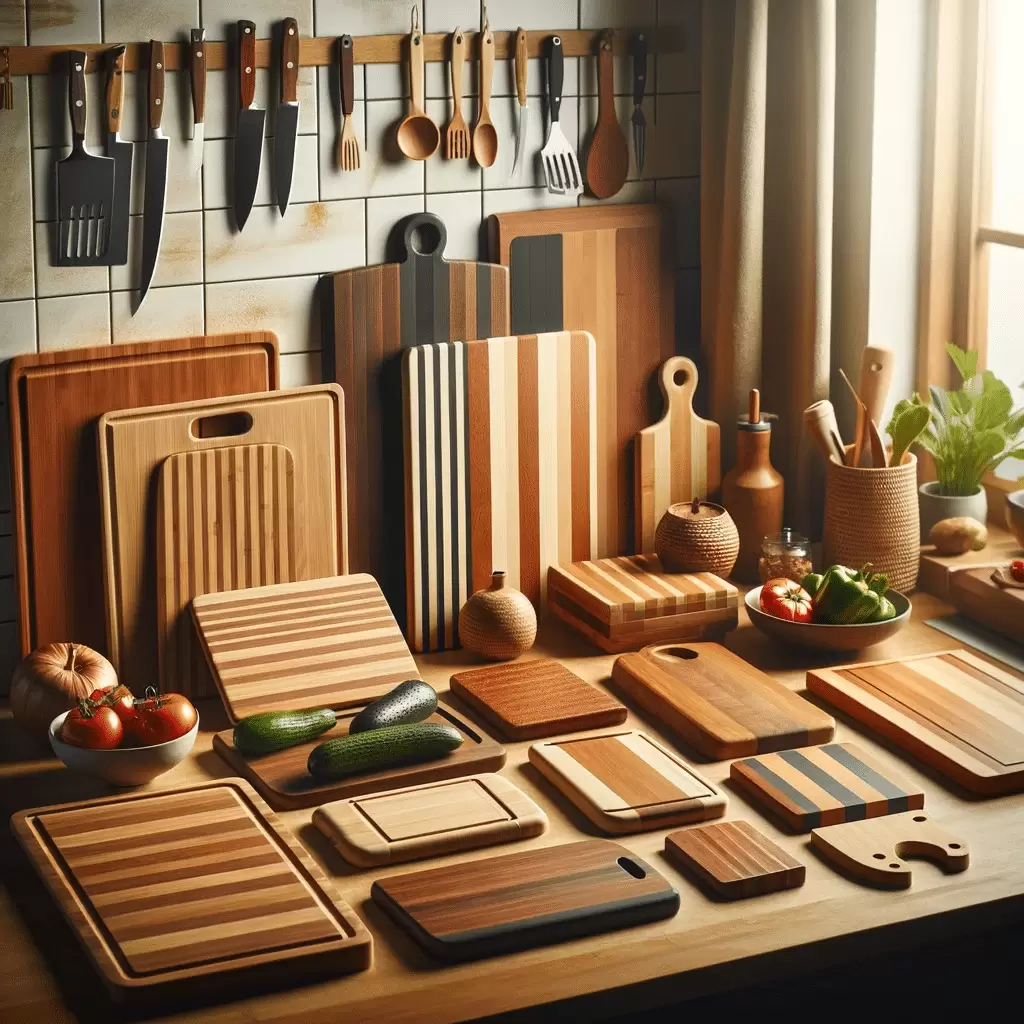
top-left (372, 839), bottom-right (679, 962)
top-left (7, 332), bottom-right (279, 661)
top-left (98, 386), bottom-right (347, 692)
top-left (949, 567), bottom-right (1024, 644)
top-left (489, 205), bottom-right (675, 555)
top-left (11, 780), bottom-right (371, 1004)
top-left (403, 332), bottom-right (597, 653)
top-left (807, 649), bottom-right (1024, 795)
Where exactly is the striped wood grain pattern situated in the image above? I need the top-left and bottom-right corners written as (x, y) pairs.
top-left (450, 659), bottom-right (627, 740)
top-left (730, 742), bottom-right (925, 832)
top-left (191, 574), bottom-right (417, 722)
top-left (528, 730), bottom-right (726, 834)
top-left (371, 839), bottom-right (679, 962)
top-left (949, 567), bottom-right (1024, 644)
top-left (807, 649), bottom-right (1024, 795)
top-left (403, 332), bottom-right (597, 653)
top-left (11, 780), bottom-right (371, 1001)
top-left (610, 642), bottom-right (835, 759)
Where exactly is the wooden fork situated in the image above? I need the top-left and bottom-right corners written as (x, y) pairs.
top-left (445, 28), bottom-right (470, 159)
top-left (337, 34), bottom-right (360, 171)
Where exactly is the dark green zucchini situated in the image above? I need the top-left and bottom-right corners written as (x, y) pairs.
top-left (307, 722), bottom-right (463, 780)
top-left (233, 707), bottom-right (337, 755)
top-left (349, 679), bottom-right (438, 734)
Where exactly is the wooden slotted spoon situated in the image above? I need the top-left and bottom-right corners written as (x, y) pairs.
top-left (396, 5), bottom-right (439, 161)
top-left (445, 28), bottom-right (470, 159)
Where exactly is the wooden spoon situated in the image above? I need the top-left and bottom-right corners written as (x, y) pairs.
top-left (586, 29), bottom-right (629, 198)
top-left (397, 6), bottom-right (439, 161)
top-left (472, 20), bottom-right (497, 168)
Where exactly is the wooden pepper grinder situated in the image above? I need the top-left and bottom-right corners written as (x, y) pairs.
top-left (721, 390), bottom-right (784, 583)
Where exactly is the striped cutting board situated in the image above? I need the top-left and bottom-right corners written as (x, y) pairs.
top-left (11, 780), bottom-right (371, 1002)
top-left (403, 332), bottom-right (597, 653)
top-left (191, 574), bottom-right (419, 722)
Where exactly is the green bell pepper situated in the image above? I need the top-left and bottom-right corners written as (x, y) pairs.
top-left (801, 572), bottom-right (825, 598)
top-left (812, 564), bottom-right (884, 625)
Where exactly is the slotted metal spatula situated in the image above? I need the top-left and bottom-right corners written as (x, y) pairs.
top-left (541, 36), bottom-right (581, 196)
top-left (56, 51), bottom-right (116, 266)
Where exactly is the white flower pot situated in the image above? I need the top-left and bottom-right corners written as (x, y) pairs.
top-left (918, 482), bottom-right (988, 542)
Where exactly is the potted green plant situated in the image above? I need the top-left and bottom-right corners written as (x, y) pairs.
top-left (885, 343), bottom-right (1024, 540)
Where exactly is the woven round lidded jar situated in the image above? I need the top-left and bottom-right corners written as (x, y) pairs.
top-left (655, 498), bottom-right (740, 578)
top-left (458, 571), bottom-right (537, 661)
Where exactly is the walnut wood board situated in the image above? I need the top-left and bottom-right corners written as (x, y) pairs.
top-left (371, 839), bottom-right (679, 962)
top-left (449, 659), bottom-right (627, 740)
top-left (488, 205), bottom-right (675, 556)
top-left (664, 820), bottom-right (806, 900)
top-left (528, 730), bottom-right (726, 834)
top-left (807, 649), bottom-right (1024, 795)
top-left (213, 699), bottom-right (506, 811)
top-left (730, 742), bottom-right (925, 833)
top-left (610, 642), bottom-right (835, 759)
top-left (192, 574), bottom-right (417, 723)
top-left (949, 567), bottom-right (1024, 644)
top-left (7, 332), bottom-right (279, 663)
top-left (403, 332), bottom-right (597, 653)
top-left (98, 385), bottom-right (346, 692)
top-left (10, 779), bottom-right (371, 1004)
top-left (546, 554), bottom-right (738, 654)
top-left (312, 774), bottom-right (547, 867)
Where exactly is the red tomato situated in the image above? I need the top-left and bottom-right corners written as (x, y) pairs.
top-left (759, 578), bottom-right (814, 623)
top-left (133, 693), bottom-right (198, 746)
top-left (1011, 560), bottom-right (1024, 584)
top-left (61, 704), bottom-right (123, 750)
top-left (90, 685), bottom-right (137, 732)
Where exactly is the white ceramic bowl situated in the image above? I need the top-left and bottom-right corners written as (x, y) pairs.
top-left (49, 711), bottom-right (198, 786)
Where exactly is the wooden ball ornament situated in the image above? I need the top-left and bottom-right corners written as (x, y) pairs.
top-left (458, 571), bottom-right (537, 661)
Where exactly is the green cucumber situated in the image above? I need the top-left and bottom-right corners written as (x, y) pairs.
top-left (233, 708), bottom-right (337, 755)
top-left (307, 722), bottom-right (463, 780)
top-left (349, 679), bottom-right (437, 734)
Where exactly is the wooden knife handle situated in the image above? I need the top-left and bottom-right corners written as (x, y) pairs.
top-left (631, 32), bottom-right (648, 107)
top-left (409, 26), bottom-right (425, 115)
top-left (450, 28), bottom-right (465, 111)
top-left (148, 40), bottom-right (164, 131)
top-left (190, 28), bottom-right (206, 124)
top-left (547, 36), bottom-right (564, 122)
top-left (280, 17), bottom-right (299, 103)
top-left (514, 29), bottom-right (528, 107)
top-left (105, 45), bottom-right (126, 135)
top-left (597, 29), bottom-right (615, 120)
top-left (67, 50), bottom-right (87, 142)
top-left (339, 34), bottom-right (354, 116)
top-left (238, 20), bottom-right (256, 111)
top-left (479, 25), bottom-right (494, 115)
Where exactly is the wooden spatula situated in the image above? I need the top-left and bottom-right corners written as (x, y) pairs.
top-left (587, 29), bottom-right (629, 198)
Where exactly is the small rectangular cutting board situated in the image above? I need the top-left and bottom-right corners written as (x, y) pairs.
top-left (949, 567), bottom-right (1024, 645)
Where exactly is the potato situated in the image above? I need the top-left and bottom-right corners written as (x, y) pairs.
top-left (929, 516), bottom-right (988, 556)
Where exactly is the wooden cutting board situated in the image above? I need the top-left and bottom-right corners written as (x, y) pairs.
top-left (528, 729), bottom-right (726, 834)
top-left (371, 839), bottom-right (679, 962)
top-left (403, 332), bottom-right (597, 653)
top-left (634, 357), bottom-right (722, 552)
top-left (488, 205), bottom-right (675, 556)
top-left (610, 642), bottom-right (835, 759)
top-left (98, 385), bottom-right (346, 691)
top-left (328, 213), bottom-right (509, 615)
top-left (807, 649), bottom-right (1024, 795)
top-left (312, 774), bottom-right (547, 867)
top-left (730, 742), bottom-right (925, 832)
top-left (949, 567), bottom-right (1024, 644)
top-left (11, 779), bottom-right (371, 1003)
top-left (213, 699), bottom-right (506, 811)
top-left (192, 574), bottom-right (417, 723)
top-left (7, 332), bottom-right (279, 662)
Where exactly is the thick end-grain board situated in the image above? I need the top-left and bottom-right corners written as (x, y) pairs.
top-left (371, 839), bottom-right (679, 962)
top-left (489, 205), bottom-right (675, 555)
top-left (312, 774), bottom-right (547, 867)
top-left (949, 567), bottom-right (1024, 644)
top-left (11, 779), bottom-right (371, 1004)
top-left (213, 699), bottom-right (506, 811)
top-left (98, 385), bottom-right (347, 692)
top-left (610, 642), bottom-right (835, 759)
top-left (529, 730), bottom-right (726, 834)
top-left (403, 332), bottom-right (597, 653)
top-left (807, 649), bottom-right (1024, 795)
top-left (192, 574), bottom-right (419, 723)
top-left (730, 742), bottom-right (925, 832)
top-left (450, 659), bottom-right (627, 740)
top-left (7, 332), bottom-right (279, 661)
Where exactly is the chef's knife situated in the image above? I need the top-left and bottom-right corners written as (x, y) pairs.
top-left (274, 17), bottom-right (300, 215)
top-left (630, 33), bottom-right (648, 177)
top-left (233, 20), bottom-right (265, 231)
top-left (510, 28), bottom-right (528, 182)
top-left (188, 28), bottom-right (206, 178)
top-left (138, 40), bottom-right (168, 309)
top-left (104, 44), bottom-right (131, 265)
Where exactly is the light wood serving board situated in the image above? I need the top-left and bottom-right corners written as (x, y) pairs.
top-left (11, 779), bottom-right (371, 1004)
top-left (610, 642), bottom-right (835, 759)
top-left (403, 332), bottom-right (597, 653)
top-left (98, 386), bottom-right (346, 692)
top-left (807, 649), bottom-right (1024, 795)
top-left (949, 567), bottom-right (1024, 644)
top-left (312, 774), bottom-right (547, 867)
top-left (7, 332), bottom-right (279, 662)
top-left (371, 839), bottom-right (679, 962)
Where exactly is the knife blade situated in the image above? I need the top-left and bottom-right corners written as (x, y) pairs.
top-left (188, 28), bottom-right (206, 179)
top-left (104, 44), bottom-right (132, 266)
top-left (510, 28), bottom-right (528, 183)
top-left (630, 33), bottom-right (648, 177)
top-left (233, 20), bottom-right (265, 231)
top-left (274, 17), bottom-right (300, 215)
top-left (138, 39), bottom-right (168, 309)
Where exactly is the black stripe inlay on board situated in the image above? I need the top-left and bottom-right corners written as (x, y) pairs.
top-left (510, 235), bottom-right (563, 335)
top-left (777, 750), bottom-right (866, 819)
top-left (416, 349), bottom-right (431, 651)
top-left (820, 744), bottom-right (912, 813)
top-left (400, 250), bottom-right (416, 349)
top-left (476, 266), bottom-right (493, 338)
top-left (458, 342), bottom-right (473, 646)
top-left (432, 347), bottom-right (446, 651)
top-left (739, 759), bottom-right (822, 829)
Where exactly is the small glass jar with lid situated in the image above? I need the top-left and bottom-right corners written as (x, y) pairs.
top-left (758, 528), bottom-right (813, 585)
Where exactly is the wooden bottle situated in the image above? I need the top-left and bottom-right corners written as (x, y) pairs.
top-left (721, 390), bottom-right (784, 583)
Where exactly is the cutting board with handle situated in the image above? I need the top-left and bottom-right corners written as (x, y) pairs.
top-left (11, 779), bottom-right (371, 1004)
top-left (7, 332), bottom-right (279, 664)
top-left (948, 566), bottom-right (1024, 645)
top-left (488, 204), bottom-right (675, 556)
top-left (98, 385), bottom-right (346, 692)
top-left (403, 332), bottom-right (597, 653)
top-left (634, 357), bottom-right (722, 553)
top-left (371, 839), bottom-right (679, 962)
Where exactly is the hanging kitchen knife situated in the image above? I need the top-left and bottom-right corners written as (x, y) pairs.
top-left (274, 17), bottom-right (300, 215)
top-left (630, 32), bottom-right (648, 177)
top-left (104, 44), bottom-right (131, 266)
top-left (233, 20), bottom-right (265, 231)
top-left (188, 28), bottom-right (206, 178)
top-left (138, 40), bottom-right (168, 309)
top-left (509, 28), bottom-right (528, 182)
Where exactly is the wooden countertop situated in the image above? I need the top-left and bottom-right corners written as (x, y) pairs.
top-left (2, 590), bottom-right (1023, 1023)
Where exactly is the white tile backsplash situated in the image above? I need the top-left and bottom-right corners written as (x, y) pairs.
top-left (0, 0), bottom-right (27, 45)
top-left (0, 300), bottom-right (38, 359)
top-left (102, 0), bottom-right (199, 42)
top-left (366, 194), bottom-right (425, 264)
top-left (205, 275), bottom-right (321, 352)
top-left (203, 135), bottom-right (319, 210)
top-left (111, 283), bottom-right (204, 342)
top-left (0, 79), bottom-right (35, 301)
top-left (425, 191), bottom-right (484, 260)
top-left (37, 292), bottom-right (110, 349)
top-left (28, 0), bottom-right (101, 45)
top-left (110, 211), bottom-right (204, 291)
